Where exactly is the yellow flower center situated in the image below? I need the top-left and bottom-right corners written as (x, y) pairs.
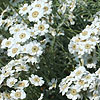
top-left (33, 77), bottom-right (40, 82)
top-left (20, 66), bottom-right (25, 70)
top-left (15, 92), bottom-right (21, 97)
top-left (22, 7), bottom-right (27, 11)
top-left (38, 25), bottom-right (45, 31)
top-left (32, 46), bottom-right (39, 53)
top-left (70, 89), bottom-right (77, 95)
top-left (18, 82), bottom-right (25, 87)
top-left (62, 84), bottom-right (68, 90)
top-left (82, 31), bottom-right (88, 36)
top-left (85, 75), bottom-right (91, 79)
top-left (5, 41), bottom-right (11, 46)
top-left (75, 38), bottom-right (80, 42)
top-left (78, 80), bottom-right (85, 86)
top-left (10, 81), bottom-right (15, 85)
top-left (85, 44), bottom-right (91, 49)
top-left (44, 6), bottom-right (49, 12)
top-left (35, 4), bottom-right (41, 8)
top-left (31, 32), bottom-right (34, 35)
top-left (76, 70), bottom-right (81, 76)
top-left (19, 33), bottom-right (26, 39)
top-left (72, 44), bottom-right (76, 50)
top-left (12, 48), bottom-right (18, 54)
top-left (14, 28), bottom-right (20, 32)
top-left (90, 38), bottom-right (96, 42)
top-left (32, 11), bottom-right (39, 18)
top-left (5, 93), bottom-right (11, 99)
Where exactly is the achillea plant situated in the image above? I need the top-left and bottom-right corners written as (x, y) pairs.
top-left (0, 0), bottom-right (100, 100)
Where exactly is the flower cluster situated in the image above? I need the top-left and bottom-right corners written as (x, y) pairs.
top-left (59, 66), bottom-right (100, 100)
top-left (0, 58), bottom-right (44, 100)
top-left (59, 7), bottom-right (100, 100)
top-left (68, 16), bottom-right (100, 68)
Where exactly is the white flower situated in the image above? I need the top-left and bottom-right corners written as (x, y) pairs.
top-left (68, 41), bottom-right (78, 54)
top-left (82, 41), bottom-right (95, 54)
top-left (1, 37), bottom-right (14, 49)
top-left (3, 92), bottom-right (12, 100)
top-left (48, 78), bottom-right (57, 90)
top-left (89, 36), bottom-right (99, 45)
top-left (7, 44), bottom-right (21, 57)
top-left (13, 30), bottom-right (30, 43)
top-left (19, 3), bottom-right (29, 15)
top-left (6, 77), bottom-right (17, 88)
top-left (9, 24), bottom-right (21, 35)
top-left (29, 27), bottom-right (38, 38)
top-left (34, 20), bottom-right (49, 36)
top-left (80, 28), bottom-right (91, 40)
top-left (29, 74), bottom-right (44, 86)
top-left (27, 41), bottom-right (43, 57)
top-left (66, 85), bottom-right (81, 100)
top-left (15, 80), bottom-right (29, 89)
top-left (28, 8), bottom-right (44, 22)
top-left (24, 55), bottom-right (38, 64)
top-left (71, 66), bottom-right (86, 80)
top-left (43, 1), bottom-right (52, 14)
top-left (10, 90), bottom-right (26, 100)
top-left (59, 83), bottom-right (70, 96)
top-left (15, 64), bottom-right (30, 72)
top-left (2, 70), bottom-right (15, 78)
top-left (31, 0), bottom-right (44, 9)
top-left (75, 79), bottom-right (88, 91)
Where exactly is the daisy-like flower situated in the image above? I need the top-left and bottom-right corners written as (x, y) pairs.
top-left (19, 3), bottom-right (29, 15)
top-left (27, 41), bottom-right (43, 57)
top-left (29, 74), bottom-right (44, 86)
top-left (59, 83), bottom-right (70, 96)
top-left (10, 90), bottom-right (26, 100)
top-left (66, 85), bottom-right (81, 100)
top-left (34, 20), bottom-right (49, 36)
top-left (80, 28), bottom-right (91, 40)
top-left (15, 80), bottom-right (29, 89)
top-left (29, 28), bottom-right (38, 38)
top-left (89, 36), bottom-right (99, 45)
top-left (83, 41), bottom-right (95, 54)
top-left (7, 44), bottom-right (21, 57)
top-left (43, 1), bottom-right (52, 15)
top-left (69, 0), bottom-right (76, 12)
top-left (31, 0), bottom-right (44, 9)
top-left (6, 77), bottom-right (17, 88)
top-left (68, 41), bottom-right (78, 54)
top-left (75, 79), bottom-right (88, 91)
top-left (24, 55), bottom-right (38, 64)
top-left (3, 92), bottom-right (12, 100)
top-left (9, 24), bottom-right (21, 35)
top-left (28, 8), bottom-right (44, 22)
top-left (2, 70), bottom-right (15, 78)
top-left (15, 64), bottom-right (30, 72)
top-left (48, 78), bottom-right (57, 90)
top-left (1, 37), bottom-right (14, 49)
top-left (13, 30), bottom-right (30, 43)
top-left (71, 66), bottom-right (86, 80)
